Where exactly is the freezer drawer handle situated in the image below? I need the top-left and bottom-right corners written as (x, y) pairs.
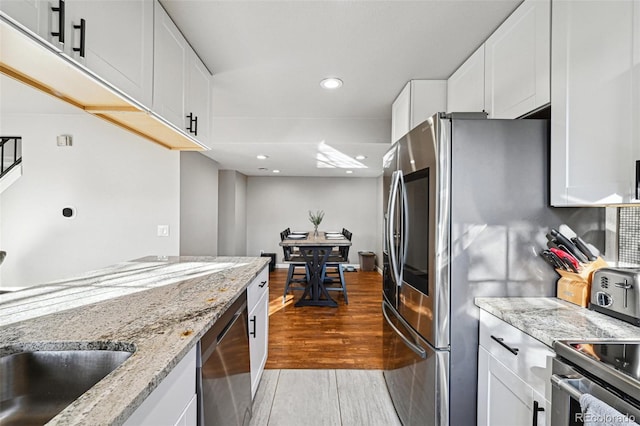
top-left (382, 301), bottom-right (426, 359)
top-left (490, 335), bottom-right (519, 355)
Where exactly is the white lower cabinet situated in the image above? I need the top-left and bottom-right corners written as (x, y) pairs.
top-left (247, 266), bottom-right (269, 399)
top-left (124, 345), bottom-right (197, 426)
top-left (477, 310), bottom-right (553, 426)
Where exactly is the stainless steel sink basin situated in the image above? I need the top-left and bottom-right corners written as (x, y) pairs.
top-left (0, 349), bottom-right (133, 425)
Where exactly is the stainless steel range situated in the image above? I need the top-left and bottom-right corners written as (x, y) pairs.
top-left (552, 340), bottom-right (640, 425)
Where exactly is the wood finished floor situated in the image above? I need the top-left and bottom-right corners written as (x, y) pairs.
top-left (265, 268), bottom-right (385, 370)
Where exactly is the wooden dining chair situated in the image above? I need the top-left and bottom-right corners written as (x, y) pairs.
top-left (281, 231), bottom-right (308, 303)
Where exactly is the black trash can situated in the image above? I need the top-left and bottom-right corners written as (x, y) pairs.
top-left (358, 251), bottom-right (376, 271)
top-left (261, 252), bottom-right (276, 272)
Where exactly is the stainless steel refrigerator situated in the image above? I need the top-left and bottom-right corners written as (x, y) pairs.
top-left (381, 112), bottom-right (603, 426)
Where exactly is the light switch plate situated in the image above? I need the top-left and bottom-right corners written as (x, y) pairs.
top-left (157, 225), bottom-right (169, 237)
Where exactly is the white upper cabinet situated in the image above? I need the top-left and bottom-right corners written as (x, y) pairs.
top-left (153, 3), bottom-right (187, 129)
top-left (153, 2), bottom-right (212, 146)
top-left (186, 50), bottom-right (212, 147)
top-left (391, 80), bottom-right (447, 143)
top-left (0, 0), bottom-right (49, 40)
top-left (484, 0), bottom-right (550, 119)
top-left (447, 44), bottom-right (485, 113)
top-left (551, 0), bottom-right (640, 206)
top-left (62, 0), bottom-right (154, 107)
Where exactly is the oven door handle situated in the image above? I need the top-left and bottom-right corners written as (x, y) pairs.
top-left (382, 300), bottom-right (427, 359)
top-left (551, 374), bottom-right (584, 400)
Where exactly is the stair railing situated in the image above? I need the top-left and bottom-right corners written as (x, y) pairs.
top-left (1, 137), bottom-right (22, 179)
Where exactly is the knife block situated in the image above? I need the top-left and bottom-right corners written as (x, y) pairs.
top-left (556, 257), bottom-right (608, 307)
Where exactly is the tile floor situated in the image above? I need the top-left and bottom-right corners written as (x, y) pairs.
top-left (250, 369), bottom-right (402, 426)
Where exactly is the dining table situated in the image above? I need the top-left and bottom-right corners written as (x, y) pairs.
top-left (279, 231), bottom-right (351, 307)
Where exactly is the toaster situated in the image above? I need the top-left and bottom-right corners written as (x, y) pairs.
top-left (590, 267), bottom-right (640, 326)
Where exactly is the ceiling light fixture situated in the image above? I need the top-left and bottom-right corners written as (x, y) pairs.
top-left (257, 154), bottom-right (268, 160)
top-left (320, 77), bottom-right (343, 90)
top-left (273, 169), bottom-right (280, 173)
top-left (355, 155), bottom-right (366, 160)
top-left (346, 170), bottom-right (353, 174)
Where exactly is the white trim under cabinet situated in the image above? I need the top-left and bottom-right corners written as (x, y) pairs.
top-left (550, 0), bottom-right (640, 206)
top-left (484, 0), bottom-right (550, 119)
top-left (447, 44), bottom-right (485, 113)
top-left (247, 266), bottom-right (269, 399)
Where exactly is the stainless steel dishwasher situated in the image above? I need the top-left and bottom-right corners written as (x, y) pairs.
top-left (197, 294), bottom-right (251, 426)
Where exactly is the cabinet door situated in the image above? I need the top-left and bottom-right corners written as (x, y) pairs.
top-left (391, 82), bottom-right (411, 144)
top-left (249, 289), bottom-right (269, 399)
top-left (153, 2), bottom-right (187, 129)
top-left (478, 346), bottom-right (545, 426)
top-left (0, 0), bottom-right (50, 41)
top-left (63, 0), bottom-right (153, 107)
top-left (447, 44), bottom-right (485, 113)
top-left (186, 50), bottom-right (212, 146)
top-left (409, 80), bottom-right (447, 128)
top-left (485, 0), bottom-right (550, 119)
top-left (551, 0), bottom-right (639, 206)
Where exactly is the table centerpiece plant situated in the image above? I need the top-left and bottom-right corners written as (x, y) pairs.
top-left (308, 210), bottom-right (324, 237)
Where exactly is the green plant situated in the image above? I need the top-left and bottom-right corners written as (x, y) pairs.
top-left (308, 210), bottom-right (324, 227)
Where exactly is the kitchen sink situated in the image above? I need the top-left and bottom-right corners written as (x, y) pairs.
top-left (0, 349), bottom-right (133, 425)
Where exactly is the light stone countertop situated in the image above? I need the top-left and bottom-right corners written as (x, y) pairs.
top-left (475, 297), bottom-right (640, 348)
top-left (0, 255), bottom-right (270, 425)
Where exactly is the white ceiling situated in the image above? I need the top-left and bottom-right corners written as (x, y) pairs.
top-left (161, 0), bottom-right (522, 177)
top-left (1, 1), bottom-right (523, 177)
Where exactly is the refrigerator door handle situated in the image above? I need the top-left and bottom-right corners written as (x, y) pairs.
top-left (398, 171), bottom-right (409, 271)
top-left (382, 300), bottom-right (427, 359)
top-left (387, 171), bottom-right (402, 287)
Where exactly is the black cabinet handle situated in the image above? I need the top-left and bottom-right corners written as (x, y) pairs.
top-left (73, 19), bottom-right (85, 57)
top-left (635, 160), bottom-right (639, 200)
top-left (259, 280), bottom-right (267, 288)
top-left (532, 400), bottom-right (544, 425)
top-left (249, 316), bottom-right (256, 338)
top-left (186, 113), bottom-right (197, 134)
top-left (51, 0), bottom-right (65, 43)
top-left (491, 335), bottom-right (519, 355)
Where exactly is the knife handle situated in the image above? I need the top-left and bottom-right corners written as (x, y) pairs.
top-left (550, 229), bottom-right (588, 263)
top-left (571, 237), bottom-right (597, 261)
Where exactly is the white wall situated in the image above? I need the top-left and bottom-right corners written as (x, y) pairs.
top-left (0, 113), bottom-right (180, 288)
top-left (246, 176), bottom-right (379, 266)
top-left (180, 152), bottom-right (219, 256)
top-left (218, 170), bottom-right (247, 256)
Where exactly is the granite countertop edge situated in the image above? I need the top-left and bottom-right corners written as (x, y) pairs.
top-left (475, 297), bottom-right (640, 349)
top-left (0, 256), bottom-right (270, 425)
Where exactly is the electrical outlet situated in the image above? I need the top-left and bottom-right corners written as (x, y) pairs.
top-left (157, 225), bottom-right (169, 237)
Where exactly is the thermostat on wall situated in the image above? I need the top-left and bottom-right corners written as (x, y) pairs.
top-left (62, 207), bottom-right (76, 218)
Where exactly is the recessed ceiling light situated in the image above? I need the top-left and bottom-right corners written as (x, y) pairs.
top-left (346, 170), bottom-right (353, 174)
top-left (257, 154), bottom-right (268, 160)
top-left (320, 77), bottom-right (343, 90)
top-left (273, 169), bottom-right (280, 173)
top-left (355, 155), bottom-right (366, 160)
